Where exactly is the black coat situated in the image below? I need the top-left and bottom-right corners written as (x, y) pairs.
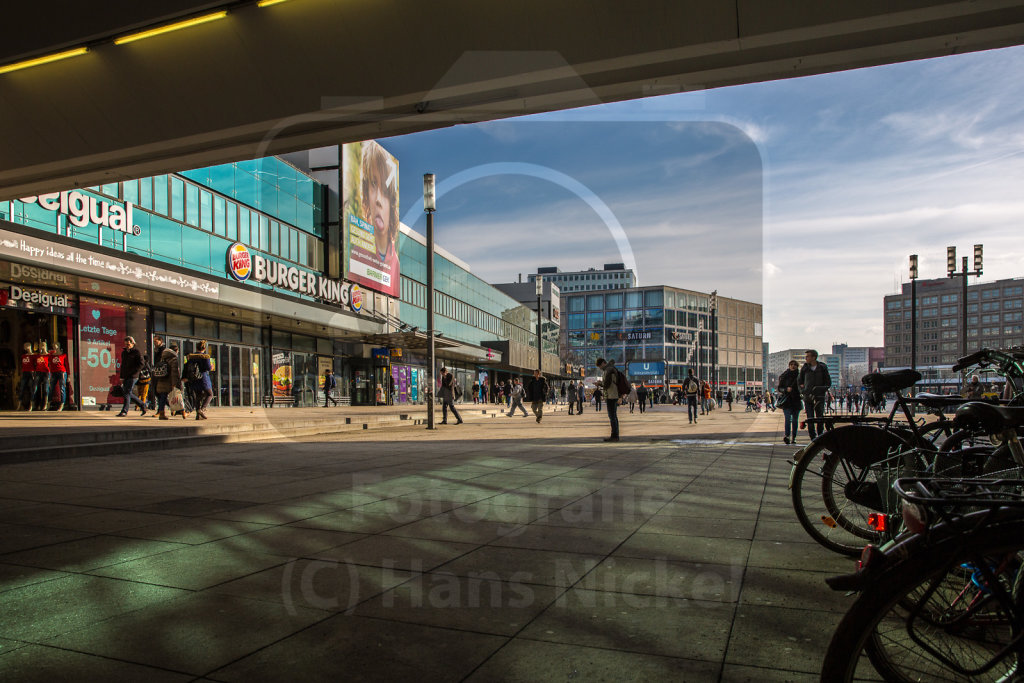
top-left (777, 368), bottom-right (800, 407)
top-left (120, 347), bottom-right (144, 380)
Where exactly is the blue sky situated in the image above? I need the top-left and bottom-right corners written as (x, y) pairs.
top-left (382, 45), bottom-right (1024, 353)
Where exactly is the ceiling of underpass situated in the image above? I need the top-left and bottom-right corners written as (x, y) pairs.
top-left (4, 0), bottom-right (1024, 199)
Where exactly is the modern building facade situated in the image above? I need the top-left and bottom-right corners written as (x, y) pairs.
top-left (0, 142), bottom-right (560, 410)
top-left (883, 276), bottom-right (1024, 390)
top-left (562, 286), bottom-right (763, 391)
top-left (529, 264), bottom-right (636, 293)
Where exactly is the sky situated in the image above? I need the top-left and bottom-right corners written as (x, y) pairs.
top-left (382, 44), bottom-right (1024, 353)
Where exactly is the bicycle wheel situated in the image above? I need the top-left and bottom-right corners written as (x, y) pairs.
top-left (821, 517), bottom-right (1024, 682)
top-left (790, 441), bottom-right (884, 556)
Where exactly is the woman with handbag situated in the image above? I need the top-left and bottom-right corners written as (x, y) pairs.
top-left (154, 344), bottom-right (185, 420)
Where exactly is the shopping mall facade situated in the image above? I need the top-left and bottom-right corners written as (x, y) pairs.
top-left (0, 144), bottom-right (560, 410)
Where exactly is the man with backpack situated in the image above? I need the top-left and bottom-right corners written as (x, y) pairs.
top-left (596, 357), bottom-right (628, 442)
top-left (683, 368), bottom-right (701, 424)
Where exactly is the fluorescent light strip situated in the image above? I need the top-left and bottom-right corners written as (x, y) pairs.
top-left (114, 11), bottom-right (228, 45)
top-left (257, 0), bottom-right (291, 6)
top-left (0, 47), bottom-right (89, 75)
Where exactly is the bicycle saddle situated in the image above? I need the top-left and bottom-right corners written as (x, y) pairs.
top-left (909, 393), bottom-right (970, 409)
top-left (953, 401), bottom-right (1024, 434)
top-left (861, 370), bottom-right (922, 394)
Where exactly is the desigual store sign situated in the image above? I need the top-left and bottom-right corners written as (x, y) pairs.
top-left (19, 191), bottom-right (142, 236)
top-left (226, 243), bottom-right (363, 313)
top-left (0, 283), bottom-right (77, 315)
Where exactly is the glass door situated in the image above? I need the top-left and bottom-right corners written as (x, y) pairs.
top-left (229, 346), bottom-right (241, 406)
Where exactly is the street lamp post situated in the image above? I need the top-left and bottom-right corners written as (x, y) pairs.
top-left (535, 275), bottom-right (543, 372)
top-left (947, 244), bottom-right (983, 392)
top-left (909, 254), bottom-right (918, 397)
top-left (424, 174), bottom-right (437, 430)
top-left (710, 290), bottom-right (718, 395)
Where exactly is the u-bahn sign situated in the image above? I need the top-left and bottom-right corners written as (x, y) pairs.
top-left (627, 361), bottom-right (666, 377)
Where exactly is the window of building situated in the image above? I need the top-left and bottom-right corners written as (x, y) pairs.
top-left (886, 300), bottom-right (902, 309)
top-left (587, 295), bottom-right (603, 311)
top-left (605, 293), bottom-right (622, 309)
top-left (170, 177), bottom-right (185, 221)
top-left (625, 291), bottom-right (643, 308)
top-left (982, 289), bottom-right (1000, 299)
top-left (185, 182), bottom-right (200, 227)
top-left (1004, 286), bottom-right (1023, 297)
top-left (940, 294), bottom-right (958, 303)
top-left (1005, 299), bottom-right (1022, 310)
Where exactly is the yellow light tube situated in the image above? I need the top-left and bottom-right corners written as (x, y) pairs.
top-left (0, 47), bottom-right (89, 75)
top-left (257, 0), bottom-right (291, 6)
top-left (114, 11), bottom-right (228, 45)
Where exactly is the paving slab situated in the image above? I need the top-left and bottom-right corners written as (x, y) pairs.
top-left (464, 638), bottom-right (721, 682)
top-left (0, 406), bottom-right (868, 680)
top-left (211, 614), bottom-right (508, 682)
top-left (0, 644), bottom-right (192, 682)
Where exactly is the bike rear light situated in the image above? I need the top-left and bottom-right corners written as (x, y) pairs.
top-left (821, 515), bottom-right (837, 528)
top-left (858, 544), bottom-right (883, 571)
top-left (867, 513), bottom-right (887, 532)
top-left (901, 501), bottom-right (928, 534)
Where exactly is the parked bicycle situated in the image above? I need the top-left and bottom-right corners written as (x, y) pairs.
top-left (820, 402), bottom-right (1024, 680)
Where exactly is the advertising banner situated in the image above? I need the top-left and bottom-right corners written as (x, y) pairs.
top-left (78, 297), bottom-right (148, 407)
top-left (271, 351), bottom-right (292, 397)
top-left (342, 141), bottom-right (400, 296)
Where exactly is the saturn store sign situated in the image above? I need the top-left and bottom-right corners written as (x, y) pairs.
top-left (226, 243), bottom-right (362, 313)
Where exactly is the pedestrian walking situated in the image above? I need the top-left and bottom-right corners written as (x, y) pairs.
top-left (567, 380), bottom-right (577, 415)
top-left (777, 359), bottom-right (801, 444)
top-left (438, 367), bottom-right (463, 424)
top-left (560, 383), bottom-right (567, 405)
top-left (184, 340), bottom-right (215, 420)
top-left (116, 337), bottom-right (148, 417)
top-left (627, 383), bottom-right (638, 413)
top-left (576, 381), bottom-right (585, 415)
top-left (683, 369), bottom-right (701, 424)
top-left (595, 357), bottom-right (622, 442)
top-left (472, 380), bottom-right (480, 404)
top-left (726, 389), bottom-right (733, 411)
top-left (153, 344), bottom-right (185, 420)
top-left (636, 383), bottom-right (648, 414)
top-left (593, 385), bottom-right (603, 412)
top-left (798, 349), bottom-right (832, 440)
top-left (700, 381), bottom-right (712, 415)
top-left (507, 378), bottom-right (529, 417)
top-left (149, 336), bottom-right (166, 410)
top-left (323, 369), bottom-right (339, 407)
top-left (526, 369), bottom-right (549, 423)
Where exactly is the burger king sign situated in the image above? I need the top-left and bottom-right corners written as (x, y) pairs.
top-left (227, 243), bottom-right (252, 281)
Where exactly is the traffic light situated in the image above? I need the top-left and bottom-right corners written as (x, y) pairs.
top-left (974, 244), bottom-right (983, 273)
top-left (909, 254), bottom-right (918, 279)
top-left (947, 246), bottom-right (956, 275)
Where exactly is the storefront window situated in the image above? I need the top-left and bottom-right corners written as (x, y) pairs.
top-left (605, 310), bottom-right (623, 329)
top-left (195, 318), bottom-right (217, 340)
top-left (587, 313), bottom-right (603, 329)
top-left (200, 190), bottom-right (213, 231)
top-left (226, 202), bottom-right (237, 241)
top-left (79, 297), bottom-right (148, 409)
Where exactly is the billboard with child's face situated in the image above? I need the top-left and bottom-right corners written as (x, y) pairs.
top-left (342, 141), bottom-right (400, 296)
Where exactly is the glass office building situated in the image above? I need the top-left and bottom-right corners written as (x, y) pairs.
top-left (563, 286), bottom-right (763, 391)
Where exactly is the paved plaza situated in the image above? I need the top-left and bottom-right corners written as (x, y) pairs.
top-left (0, 405), bottom-right (856, 681)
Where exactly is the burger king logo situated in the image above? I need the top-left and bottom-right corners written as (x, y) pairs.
top-left (350, 285), bottom-right (363, 312)
top-left (227, 243), bottom-right (252, 281)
